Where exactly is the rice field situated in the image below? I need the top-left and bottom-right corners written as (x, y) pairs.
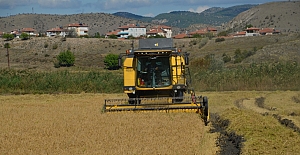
top-left (1, 91), bottom-right (300, 154)
top-left (0, 93), bottom-right (217, 155)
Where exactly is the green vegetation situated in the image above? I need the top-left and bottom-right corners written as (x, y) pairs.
top-left (215, 38), bottom-right (225, 42)
top-left (0, 69), bottom-right (123, 94)
top-left (52, 43), bottom-right (58, 49)
top-left (108, 34), bottom-right (118, 39)
top-left (222, 53), bottom-right (231, 63)
top-left (2, 33), bottom-right (14, 41)
top-left (217, 31), bottom-right (228, 37)
top-left (191, 59), bottom-right (300, 91)
top-left (55, 50), bottom-right (75, 67)
top-left (233, 48), bottom-right (256, 63)
top-left (104, 53), bottom-right (119, 70)
top-left (20, 33), bottom-right (29, 40)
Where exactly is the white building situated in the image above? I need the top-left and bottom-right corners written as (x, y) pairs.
top-left (147, 25), bottom-right (172, 38)
top-left (118, 24), bottom-right (146, 38)
top-left (245, 27), bottom-right (260, 36)
top-left (46, 27), bottom-right (67, 37)
top-left (67, 23), bottom-right (89, 36)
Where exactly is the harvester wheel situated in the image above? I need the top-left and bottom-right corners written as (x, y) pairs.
top-left (128, 98), bottom-right (135, 104)
top-left (173, 90), bottom-right (184, 103)
top-left (203, 96), bottom-right (209, 126)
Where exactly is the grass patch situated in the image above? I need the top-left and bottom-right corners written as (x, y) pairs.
top-left (192, 62), bottom-right (300, 91)
top-left (0, 69), bottom-right (123, 94)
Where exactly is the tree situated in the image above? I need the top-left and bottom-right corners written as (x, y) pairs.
top-left (2, 33), bottom-right (14, 41)
top-left (245, 24), bottom-right (253, 29)
top-left (20, 32), bottom-right (29, 40)
top-left (94, 32), bottom-right (101, 38)
top-left (56, 50), bottom-right (75, 67)
top-left (4, 43), bottom-right (10, 68)
top-left (104, 54), bottom-right (119, 70)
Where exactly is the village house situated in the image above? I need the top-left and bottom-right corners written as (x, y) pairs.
top-left (189, 27), bottom-right (218, 36)
top-left (21, 28), bottom-right (37, 36)
top-left (105, 30), bottom-right (121, 38)
top-left (245, 27), bottom-right (260, 36)
top-left (10, 29), bottom-right (21, 37)
top-left (66, 23), bottom-right (89, 37)
top-left (147, 25), bottom-right (172, 38)
top-left (117, 24), bottom-right (146, 38)
top-left (172, 33), bottom-right (188, 39)
top-left (233, 31), bottom-right (247, 37)
top-left (233, 27), bottom-right (280, 37)
top-left (259, 28), bottom-right (280, 35)
top-left (192, 27), bottom-right (217, 36)
top-left (46, 27), bottom-right (67, 37)
top-left (173, 27), bottom-right (218, 39)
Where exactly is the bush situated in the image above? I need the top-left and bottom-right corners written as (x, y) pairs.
top-left (215, 38), bottom-right (225, 42)
top-left (108, 34), bottom-right (118, 39)
top-left (44, 42), bottom-right (49, 48)
top-left (104, 54), bottom-right (119, 70)
top-left (56, 50), bottom-right (75, 67)
top-left (20, 33), bottom-right (29, 40)
top-left (218, 31), bottom-right (228, 37)
top-left (2, 33), bottom-right (14, 41)
top-left (222, 53), bottom-right (231, 63)
top-left (234, 48), bottom-right (256, 64)
top-left (52, 43), bottom-right (58, 49)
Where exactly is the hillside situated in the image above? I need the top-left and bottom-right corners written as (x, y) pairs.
top-left (0, 2), bottom-right (298, 36)
top-left (223, 1), bottom-right (300, 33)
top-left (113, 4), bottom-right (256, 28)
top-left (1, 33), bottom-right (300, 71)
top-left (0, 13), bottom-right (151, 36)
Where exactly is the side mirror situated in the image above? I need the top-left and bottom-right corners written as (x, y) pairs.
top-left (118, 56), bottom-right (122, 67)
top-left (184, 53), bottom-right (190, 65)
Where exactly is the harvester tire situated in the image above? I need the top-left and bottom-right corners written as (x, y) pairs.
top-left (174, 90), bottom-right (184, 102)
top-left (203, 96), bottom-right (209, 126)
top-left (203, 96), bottom-right (208, 117)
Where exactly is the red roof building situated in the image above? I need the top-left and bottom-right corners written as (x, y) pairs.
top-left (233, 31), bottom-right (246, 37)
top-left (189, 27), bottom-right (218, 36)
top-left (66, 23), bottom-right (89, 36)
top-left (105, 30), bottom-right (121, 38)
top-left (173, 33), bottom-right (188, 39)
top-left (259, 28), bottom-right (280, 35)
top-left (147, 25), bottom-right (172, 38)
top-left (21, 28), bottom-right (36, 36)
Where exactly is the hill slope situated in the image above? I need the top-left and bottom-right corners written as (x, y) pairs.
top-left (113, 4), bottom-right (256, 28)
top-left (0, 13), bottom-right (150, 36)
top-left (223, 1), bottom-right (300, 33)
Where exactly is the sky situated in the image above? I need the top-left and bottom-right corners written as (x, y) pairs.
top-left (0, 0), bottom-right (285, 17)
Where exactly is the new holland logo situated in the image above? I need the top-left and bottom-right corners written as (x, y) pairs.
top-left (154, 43), bottom-right (159, 46)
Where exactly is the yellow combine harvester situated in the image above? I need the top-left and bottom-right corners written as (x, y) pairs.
top-left (104, 38), bottom-right (209, 125)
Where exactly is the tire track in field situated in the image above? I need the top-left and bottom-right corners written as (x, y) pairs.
top-left (234, 97), bottom-right (300, 134)
top-left (210, 113), bottom-right (245, 155)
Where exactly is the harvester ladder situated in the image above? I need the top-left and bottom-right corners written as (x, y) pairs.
top-left (185, 66), bottom-right (194, 93)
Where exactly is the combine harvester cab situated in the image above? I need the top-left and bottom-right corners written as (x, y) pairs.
top-left (104, 38), bottom-right (209, 125)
